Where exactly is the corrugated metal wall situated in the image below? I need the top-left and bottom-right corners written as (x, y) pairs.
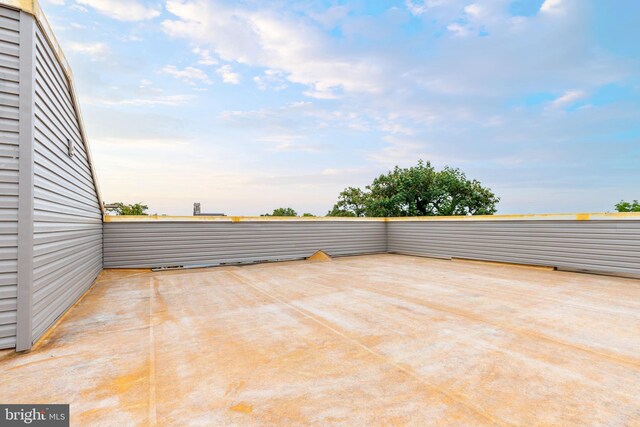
top-left (0, 6), bottom-right (19, 349)
top-left (104, 221), bottom-right (386, 268)
top-left (388, 220), bottom-right (640, 277)
top-left (30, 24), bottom-right (102, 341)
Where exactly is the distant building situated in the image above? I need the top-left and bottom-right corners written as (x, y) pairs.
top-left (103, 203), bottom-right (119, 215)
top-left (193, 202), bottom-right (225, 216)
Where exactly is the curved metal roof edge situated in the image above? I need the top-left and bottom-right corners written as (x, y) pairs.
top-left (104, 212), bottom-right (640, 222)
top-left (2, 0), bottom-right (105, 214)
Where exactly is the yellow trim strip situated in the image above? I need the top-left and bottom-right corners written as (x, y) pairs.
top-left (384, 212), bottom-right (640, 221)
top-left (104, 212), bottom-right (640, 223)
top-left (104, 215), bottom-right (386, 222)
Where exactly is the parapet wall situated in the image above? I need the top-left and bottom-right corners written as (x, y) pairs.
top-left (387, 214), bottom-right (640, 277)
top-left (103, 217), bottom-right (387, 268)
top-left (103, 213), bottom-right (640, 278)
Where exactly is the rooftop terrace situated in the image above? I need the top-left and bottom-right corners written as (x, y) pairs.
top-left (2, 254), bottom-right (639, 425)
top-left (1, 4), bottom-right (639, 424)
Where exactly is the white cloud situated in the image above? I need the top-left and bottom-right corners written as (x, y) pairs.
top-left (540, 0), bottom-right (565, 14)
top-left (404, 0), bottom-right (427, 16)
top-left (192, 47), bottom-right (217, 66)
top-left (219, 101), bottom-right (374, 135)
top-left (76, 0), bottom-right (161, 21)
top-left (254, 133), bottom-right (324, 153)
top-left (270, 141), bottom-right (324, 153)
top-left (548, 90), bottom-right (586, 109)
top-left (309, 5), bottom-right (350, 28)
top-left (253, 69), bottom-right (287, 91)
top-left (70, 4), bottom-right (88, 12)
top-left (161, 65), bottom-right (212, 85)
top-left (216, 64), bottom-right (240, 84)
top-left (321, 168), bottom-right (363, 176)
top-left (94, 137), bottom-right (192, 148)
top-left (405, 0), bottom-right (454, 16)
top-left (162, 0), bottom-right (383, 99)
top-left (447, 23), bottom-right (470, 37)
top-left (120, 34), bottom-right (144, 42)
top-left (463, 3), bottom-right (482, 17)
top-left (404, 0), bottom-right (471, 20)
top-left (85, 94), bottom-right (194, 107)
top-left (162, 0), bottom-right (599, 101)
top-left (302, 89), bottom-right (340, 100)
top-left (368, 136), bottom-right (434, 167)
top-left (43, 0), bottom-right (66, 5)
top-left (66, 42), bottom-right (109, 59)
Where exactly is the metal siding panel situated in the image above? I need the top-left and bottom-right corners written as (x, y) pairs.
top-left (30, 24), bottom-right (102, 343)
top-left (103, 221), bottom-right (386, 268)
top-left (387, 220), bottom-right (640, 276)
top-left (0, 7), bottom-right (19, 18)
top-left (0, 4), bottom-right (18, 349)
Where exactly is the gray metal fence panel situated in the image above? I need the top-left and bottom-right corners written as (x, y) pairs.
top-left (0, 5), bottom-right (20, 349)
top-left (388, 220), bottom-right (640, 276)
top-left (104, 221), bottom-right (386, 268)
top-left (30, 24), bottom-right (102, 342)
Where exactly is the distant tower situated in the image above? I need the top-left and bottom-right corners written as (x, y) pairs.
top-left (193, 202), bottom-right (225, 216)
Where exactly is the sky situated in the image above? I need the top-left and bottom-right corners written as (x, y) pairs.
top-left (39, 0), bottom-right (640, 216)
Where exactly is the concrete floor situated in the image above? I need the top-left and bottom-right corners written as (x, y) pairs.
top-left (1, 254), bottom-right (640, 426)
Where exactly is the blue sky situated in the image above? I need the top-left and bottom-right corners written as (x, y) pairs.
top-left (40, 0), bottom-right (640, 215)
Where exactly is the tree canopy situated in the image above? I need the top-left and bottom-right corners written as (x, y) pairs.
top-left (615, 200), bottom-right (640, 212)
top-left (262, 207), bottom-right (298, 216)
top-left (328, 160), bottom-right (499, 217)
top-left (105, 202), bottom-right (148, 216)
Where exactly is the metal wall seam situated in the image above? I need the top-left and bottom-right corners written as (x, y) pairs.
top-left (0, 5), bottom-right (21, 350)
top-left (15, 10), bottom-right (34, 352)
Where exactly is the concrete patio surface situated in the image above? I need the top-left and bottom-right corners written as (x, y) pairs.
top-left (1, 254), bottom-right (639, 426)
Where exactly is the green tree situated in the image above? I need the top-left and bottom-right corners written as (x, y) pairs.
top-left (105, 202), bottom-right (148, 216)
top-left (262, 207), bottom-right (298, 216)
top-left (328, 160), bottom-right (499, 217)
top-left (302, 213), bottom-right (315, 217)
top-left (327, 187), bottom-right (368, 217)
top-left (615, 200), bottom-right (640, 212)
